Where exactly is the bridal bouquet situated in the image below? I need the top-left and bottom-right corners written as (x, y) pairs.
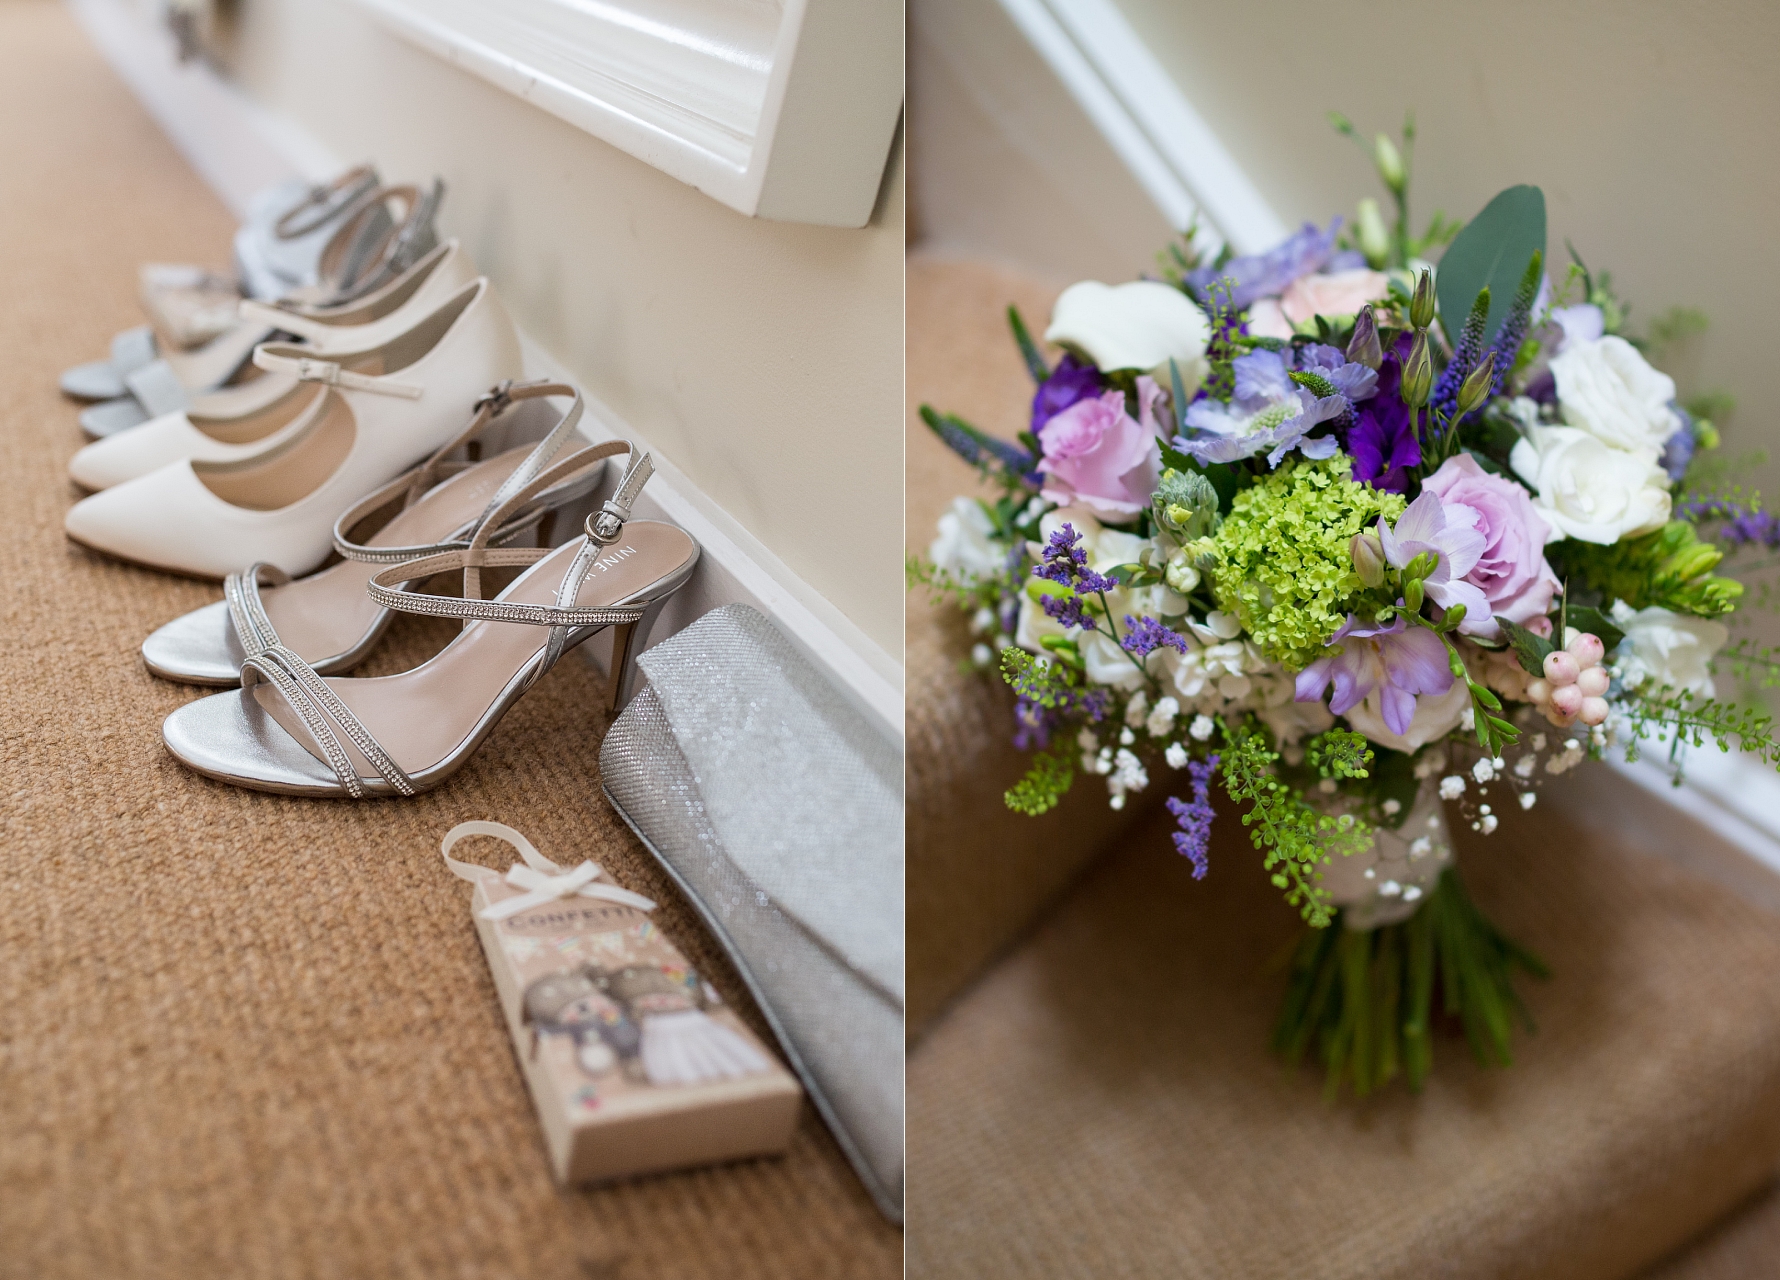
top-left (913, 116), bottom-right (1779, 1096)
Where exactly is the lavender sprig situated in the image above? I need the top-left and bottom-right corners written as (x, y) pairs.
top-left (1167, 754), bottom-right (1221, 879)
top-left (1033, 523), bottom-right (1119, 630)
top-left (1121, 615), bottom-right (1191, 658)
top-left (1680, 496), bottom-right (1780, 550)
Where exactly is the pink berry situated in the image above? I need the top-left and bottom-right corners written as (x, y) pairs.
top-left (1525, 678), bottom-right (1551, 705)
top-left (1576, 666), bottom-right (1610, 698)
top-left (1550, 683), bottom-right (1583, 716)
top-left (1543, 704), bottom-right (1577, 728)
top-left (1579, 696), bottom-right (1610, 726)
top-left (1543, 651), bottom-right (1580, 687)
top-left (1567, 633), bottom-right (1605, 668)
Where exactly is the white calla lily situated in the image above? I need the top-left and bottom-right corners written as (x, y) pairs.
top-left (1045, 280), bottom-right (1211, 388)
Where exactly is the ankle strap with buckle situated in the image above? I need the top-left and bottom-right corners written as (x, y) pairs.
top-left (253, 344), bottom-right (424, 399)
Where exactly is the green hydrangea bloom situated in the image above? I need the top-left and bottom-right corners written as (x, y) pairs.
top-left (1208, 457), bottom-right (1406, 670)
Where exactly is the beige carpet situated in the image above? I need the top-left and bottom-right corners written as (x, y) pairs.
top-left (907, 786), bottom-right (1780, 1280)
top-left (0, 5), bottom-right (899, 1277)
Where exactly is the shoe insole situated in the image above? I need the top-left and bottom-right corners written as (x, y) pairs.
top-left (260, 442), bottom-right (549, 660)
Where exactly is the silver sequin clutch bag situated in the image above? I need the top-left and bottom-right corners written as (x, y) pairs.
top-left (599, 604), bottom-right (904, 1220)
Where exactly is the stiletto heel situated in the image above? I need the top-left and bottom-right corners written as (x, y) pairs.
top-left (608, 595), bottom-right (672, 712)
top-left (160, 438), bottom-right (699, 798)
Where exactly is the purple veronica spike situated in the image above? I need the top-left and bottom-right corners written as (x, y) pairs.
top-left (1121, 616), bottom-right (1191, 658)
top-left (1167, 754), bottom-right (1220, 879)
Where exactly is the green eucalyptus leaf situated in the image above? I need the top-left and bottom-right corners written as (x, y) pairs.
top-left (1437, 185), bottom-right (1547, 348)
top-left (1496, 615), bottom-right (1557, 677)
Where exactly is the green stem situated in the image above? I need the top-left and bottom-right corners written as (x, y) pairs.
top-left (1096, 588), bottom-right (1162, 693)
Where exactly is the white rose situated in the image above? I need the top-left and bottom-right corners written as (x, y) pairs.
top-left (1550, 335), bottom-right (1681, 453)
top-left (1045, 280), bottom-right (1211, 389)
top-left (1509, 426), bottom-right (1672, 545)
top-left (1342, 679), bottom-right (1471, 752)
top-left (929, 497), bottom-right (1005, 582)
top-left (1610, 601), bottom-right (1728, 697)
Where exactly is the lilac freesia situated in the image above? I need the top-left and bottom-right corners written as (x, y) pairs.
top-left (1176, 348), bottom-right (1350, 468)
top-left (1377, 489), bottom-right (1491, 622)
top-left (1186, 219), bottom-right (1341, 310)
top-left (1031, 354), bottom-right (1102, 438)
top-left (1293, 615), bottom-right (1455, 737)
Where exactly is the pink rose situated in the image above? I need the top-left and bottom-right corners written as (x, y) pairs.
top-left (1245, 298), bottom-right (1296, 340)
top-left (1279, 268), bottom-right (1390, 325)
top-left (1422, 454), bottom-right (1560, 638)
top-left (1037, 384), bottom-right (1161, 518)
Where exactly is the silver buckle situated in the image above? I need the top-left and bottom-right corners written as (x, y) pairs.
top-left (586, 506), bottom-right (625, 545)
top-left (295, 358), bottom-right (338, 385)
top-left (474, 379), bottom-right (516, 417)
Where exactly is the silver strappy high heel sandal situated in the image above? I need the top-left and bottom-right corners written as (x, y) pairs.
top-left (141, 380), bottom-right (605, 686)
top-left (160, 438), bottom-right (697, 798)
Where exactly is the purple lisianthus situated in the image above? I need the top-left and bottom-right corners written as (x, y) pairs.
top-left (1660, 404), bottom-right (1696, 482)
top-left (1167, 754), bottom-right (1220, 880)
top-left (1186, 219), bottom-right (1341, 310)
top-left (1294, 615), bottom-right (1455, 737)
top-left (1344, 336), bottom-right (1420, 492)
top-left (1031, 354), bottom-right (1102, 439)
top-left (1121, 615), bottom-right (1191, 658)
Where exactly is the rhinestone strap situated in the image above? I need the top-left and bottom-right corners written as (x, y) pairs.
top-left (240, 644), bottom-right (415, 799)
top-left (222, 562), bottom-right (292, 658)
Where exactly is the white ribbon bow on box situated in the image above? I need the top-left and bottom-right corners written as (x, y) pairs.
top-left (441, 821), bottom-right (657, 921)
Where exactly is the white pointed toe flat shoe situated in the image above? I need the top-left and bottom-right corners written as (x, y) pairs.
top-left (70, 181), bottom-right (441, 438)
top-left (59, 166), bottom-right (383, 403)
top-left (67, 239), bottom-right (480, 491)
top-left (161, 442), bottom-right (698, 798)
top-left (64, 277), bottom-right (522, 578)
top-left (142, 381), bottom-right (606, 685)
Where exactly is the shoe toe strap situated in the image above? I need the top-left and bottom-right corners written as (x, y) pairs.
top-left (223, 562), bottom-right (293, 658)
top-left (240, 644), bottom-right (414, 800)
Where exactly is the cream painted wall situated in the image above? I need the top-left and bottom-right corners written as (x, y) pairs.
top-left (209, 0), bottom-right (905, 659)
top-left (909, 0), bottom-right (1173, 287)
top-left (915, 0), bottom-right (1780, 494)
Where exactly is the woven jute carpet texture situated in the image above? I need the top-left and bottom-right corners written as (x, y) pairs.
top-left (0, 5), bottom-right (898, 1277)
top-left (905, 254), bottom-right (1167, 1035)
top-left (904, 257), bottom-right (1780, 1278)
